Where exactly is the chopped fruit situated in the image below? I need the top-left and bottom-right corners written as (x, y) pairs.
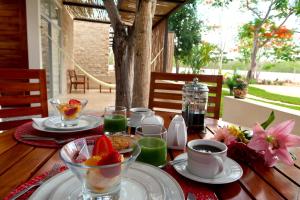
top-left (92, 135), bottom-right (114, 156)
top-left (84, 156), bottom-right (102, 166)
top-left (64, 107), bottom-right (78, 116)
top-left (98, 151), bottom-right (121, 165)
top-left (69, 99), bottom-right (81, 105)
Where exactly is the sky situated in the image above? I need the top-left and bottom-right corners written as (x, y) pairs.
top-left (196, 1), bottom-right (300, 59)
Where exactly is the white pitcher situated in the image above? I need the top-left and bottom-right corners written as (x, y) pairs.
top-left (167, 115), bottom-right (187, 150)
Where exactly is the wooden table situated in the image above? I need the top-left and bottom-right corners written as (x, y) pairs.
top-left (1, 112), bottom-right (300, 199)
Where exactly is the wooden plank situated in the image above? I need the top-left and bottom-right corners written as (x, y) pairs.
top-left (152, 72), bottom-right (223, 83)
top-left (0, 148), bottom-right (56, 199)
top-left (154, 92), bottom-right (182, 100)
top-left (0, 143), bottom-right (34, 175)
top-left (0, 95), bottom-right (42, 105)
top-left (0, 120), bottom-right (31, 131)
top-left (0, 129), bottom-right (17, 155)
top-left (0, 69), bottom-right (41, 79)
top-left (0, 82), bottom-right (40, 92)
top-left (214, 182), bottom-right (253, 200)
top-left (152, 101), bottom-right (181, 110)
top-left (0, 107), bottom-right (42, 118)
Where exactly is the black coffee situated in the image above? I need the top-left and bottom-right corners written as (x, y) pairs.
top-left (192, 144), bottom-right (222, 153)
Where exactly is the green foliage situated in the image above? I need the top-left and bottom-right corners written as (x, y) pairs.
top-left (234, 79), bottom-right (248, 90)
top-left (185, 42), bottom-right (217, 73)
top-left (261, 111), bottom-right (275, 129)
top-left (168, 0), bottom-right (202, 62)
top-left (224, 71), bottom-right (242, 92)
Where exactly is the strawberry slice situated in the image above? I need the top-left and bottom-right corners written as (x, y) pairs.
top-left (64, 107), bottom-right (78, 116)
top-left (98, 151), bottom-right (122, 178)
top-left (98, 151), bottom-right (121, 165)
top-left (69, 99), bottom-right (81, 105)
top-left (92, 135), bottom-right (114, 156)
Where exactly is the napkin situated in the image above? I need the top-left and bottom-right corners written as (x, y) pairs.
top-left (141, 115), bottom-right (164, 135)
top-left (32, 117), bottom-right (61, 128)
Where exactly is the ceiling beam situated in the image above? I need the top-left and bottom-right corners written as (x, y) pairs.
top-left (63, 1), bottom-right (164, 17)
top-left (73, 18), bottom-right (111, 24)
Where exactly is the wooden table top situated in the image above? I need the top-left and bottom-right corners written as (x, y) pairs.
top-left (0, 111), bottom-right (300, 199)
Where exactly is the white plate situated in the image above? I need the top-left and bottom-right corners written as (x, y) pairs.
top-left (29, 162), bottom-right (184, 200)
top-left (32, 115), bottom-right (103, 133)
top-left (44, 117), bottom-right (90, 130)
top-left (173, 153), bottom-right (243, 184)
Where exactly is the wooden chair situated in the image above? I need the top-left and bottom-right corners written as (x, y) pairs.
top-left (0, 68), bottom-right (48, 131)
top-left (68, 69), bottom-right (88, 93)
top-left (148, 72), bottom-right (223, 119)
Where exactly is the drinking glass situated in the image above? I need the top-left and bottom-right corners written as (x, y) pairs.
top-left (135, 126), bottom-right (167, 167)
top-left (60, 135), bottom-right (141, 200)
top-left (104, 106), bottom-right (127, 134)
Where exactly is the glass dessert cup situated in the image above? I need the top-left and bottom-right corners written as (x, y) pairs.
top-left (60, 135), bottom-right (141, 200)
top-left (49, 98), bottom-right (88, 127)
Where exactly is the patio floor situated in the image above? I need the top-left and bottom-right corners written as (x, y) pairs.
top-left (49, 89), bottom-right (115, 116)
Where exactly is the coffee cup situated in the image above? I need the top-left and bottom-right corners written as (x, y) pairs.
top-left (187, 139), bottom-right (227, 178)
top-left (129, 107), bottom-right (153, 127)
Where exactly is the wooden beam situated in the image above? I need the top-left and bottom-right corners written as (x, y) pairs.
top-left (163, 19), bottom-right (168, 72)
top-left (63, 1), bottom-right (164, 17)
top-left (73, 18), bottom-right (111, 24)
top-left (158, 0), bottom-right (185, 3)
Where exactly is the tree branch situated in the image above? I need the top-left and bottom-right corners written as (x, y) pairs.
top-left (103, 0), bottom-right (122, 30)
top-left (246, 0), bottom-right (262, 19)
top-left (259, 10), bottom-right (294, 47)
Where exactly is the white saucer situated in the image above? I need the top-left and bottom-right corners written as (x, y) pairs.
top-left (29, 162), bottom-right (184, 200)
top-left (44, 117), bottom-right (90, 130)
top-left (173, 153), bottom-right (243, 184)
top-left (32, 115), bottom-right (103, 133)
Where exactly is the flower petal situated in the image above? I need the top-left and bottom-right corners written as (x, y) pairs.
top-left (253, 123), bottom-right (265, 134)
top-left (271, 120), bottom-right (295, 137)
top-left (264, 149), bottom-right (278, 167)
top-left (247, 136), bottom-right (268, 151)
top-left (282, 134), bottom-right (300, 147)
top-left (275, 149), bottom-right (294, 166)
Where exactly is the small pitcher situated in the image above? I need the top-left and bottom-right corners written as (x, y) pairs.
top-left (167, 115), bottom-right (187, 150)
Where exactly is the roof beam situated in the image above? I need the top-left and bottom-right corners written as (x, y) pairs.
top-left (73, 18), bottom-right (111, 24)
top-left (63, 1), bottom-right (164, 17)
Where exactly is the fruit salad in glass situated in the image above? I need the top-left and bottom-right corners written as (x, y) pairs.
top-left (49, 98), bottom-right (88, 127)
top-left (60, 134), bottom-right (140, 199)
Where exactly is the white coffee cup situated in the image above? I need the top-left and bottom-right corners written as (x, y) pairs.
top-left (187, 139), bottom-right (227, 178)
top-left (129, 107), bottom-right (153, 127)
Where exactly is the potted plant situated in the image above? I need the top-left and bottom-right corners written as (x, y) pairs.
top-left (225, 72), bottom-right (241, 95)
top-left (233, 79), bottom-right (248, 99)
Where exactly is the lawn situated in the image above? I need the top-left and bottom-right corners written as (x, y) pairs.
top-left (219, 85), bottom-right (300, 117)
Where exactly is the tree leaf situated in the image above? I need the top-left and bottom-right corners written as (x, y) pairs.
top-left (261, 111), bottom-right (275, 129)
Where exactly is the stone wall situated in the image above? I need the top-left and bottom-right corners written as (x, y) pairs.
top-left (61, 5), bottom-right (74, 94)
top-left (73, 21), bottom-right (110, 89)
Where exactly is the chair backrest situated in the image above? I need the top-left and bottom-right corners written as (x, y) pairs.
top-left (68, 69), bottom-right (77, 82)
top-left (149, 72), bottom-right (223, 119)
top-left (0, 68), bottom-right (48, 130)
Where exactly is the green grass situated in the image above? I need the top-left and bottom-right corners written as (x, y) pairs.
top-left (220, 89), bottom-right (230, 117)
top-left (248, 86), bottom-right (300, 106)
top-left (248, 98), bottom-right (300, 111)
top-left (206, 61), bottom-right (300, 73)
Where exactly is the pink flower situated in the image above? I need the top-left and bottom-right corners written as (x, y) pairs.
top-left (247, 120), bottom-right (300, 167)
top-left (214, 127), bottom-right (237, 145)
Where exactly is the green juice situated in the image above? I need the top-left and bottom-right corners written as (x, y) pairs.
top-left (137, 137), bottom-right (167, 167)
top-left (104, 114), bottom-right (127, 132)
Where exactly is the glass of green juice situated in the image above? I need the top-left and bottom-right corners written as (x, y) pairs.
top-left (104, 106), bottom-right (127, 134)
top-left (137, 137), bottom-right (167, 168)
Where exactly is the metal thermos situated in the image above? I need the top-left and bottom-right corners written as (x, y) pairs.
top-left (182, 78), bottom-right (209, 133)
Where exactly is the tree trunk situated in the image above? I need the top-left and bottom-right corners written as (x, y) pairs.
top-left (175, 58), bottom-right (180, 74)
top-left (247, 33), bottom-right (259, 81)
top-left (132, 0), bottom-right (157, 107)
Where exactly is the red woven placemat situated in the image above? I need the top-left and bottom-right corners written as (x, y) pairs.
top-left (3, 166), bottom-right (68, 200)
top-left (14, 122), bottom-right (104, 148)
top-left (164, 165), bottom-right (218, 200)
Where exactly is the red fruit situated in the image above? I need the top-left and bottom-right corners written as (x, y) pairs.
top-left (64, 107), bottom-right (78, 116)
top-left (98, 151), bottom-right (121, 165)
top-left (98, 151), bottom-right (122, 178)
top-left (69, 99), bottom-right (81, 105)
top-left (92, 135), bottom-right (114, 156)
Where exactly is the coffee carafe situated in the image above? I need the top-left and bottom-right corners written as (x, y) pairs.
top-left (182, 78), bottom-right (209, 133)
